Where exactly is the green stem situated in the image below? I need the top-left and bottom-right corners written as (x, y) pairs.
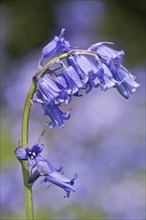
top-left (20, 50), bottom-right (96, 220)
top-left (21, 82), bottom-right (36, 220)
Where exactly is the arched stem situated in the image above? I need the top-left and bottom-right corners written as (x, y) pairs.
top-left (20, 50), bottom-right (96, 219)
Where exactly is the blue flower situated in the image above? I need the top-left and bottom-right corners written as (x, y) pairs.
top-left (88, 42), bottom-right (140, 98)
top-left (56, 73), bottom-right (79, 101)
top-left (15, 144), bottom-right (77, 198)
top-left (88, 42), bottom-right (124, 64)
top-left (15, 144), bottom-right (44, 170)
top-left (42, 28), bottom-right (70, 60)
top-left (73, 55), bottom-right (102, 92)
top-left (67, 55), bottom-right (117, 93)
top-left (98, 63), bottom-right (116, 92)
top-left (110, 63), bottom-right (140, 98)
top-left (28, 158), bottom-right (78, 198)
top-left (34, 75), bottom-right (71, 129)
top-left (35, 33), bottom-right (140, 129)
top-left (42, 103), bottom-right (71, 129)
top-left (67, 56), bottom-right (89, 85)
top-left (36, 75), bottom-right (61, 103)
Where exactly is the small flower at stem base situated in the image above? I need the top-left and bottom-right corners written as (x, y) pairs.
top-left (15, 144), bottom-right (77, 198)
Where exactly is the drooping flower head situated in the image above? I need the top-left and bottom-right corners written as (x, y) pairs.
top-left (34, 29), bottom-right (140, 130)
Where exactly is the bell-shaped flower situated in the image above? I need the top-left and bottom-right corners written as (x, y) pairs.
top-left (89, 42), bottom-right (140, 98)
top-left (110, 63), bottom-right (140, 99)
top-left (42, 102), bottom-right (71, 129)
top-left (60, 61), bottom-right (83, 89)
top-left (88, 42), bottom-right (124, 65)
top-left (67, 56), bottom-right (89, 85)
top-left (28, 157), bottom-right (78, 198)
top-left (36, 75), bottom-right (61, 104)
top-left (42, 28), bottom-right (70, 60)
top-left (75, 55), bottom-right (102, 89)
top-left (97, 63), bottom-right (117, 92)
top-left (15, 143), bottom-right (77, 198)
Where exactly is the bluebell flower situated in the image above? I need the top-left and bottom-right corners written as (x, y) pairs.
top-left (98, 63), bottom-right (117, 92)
top-left (67, 55), bottom-right (118, 93)
top-left (15, 144), bottom-right (44, 170)
top-left (88, 42), bottom-right (140, 98)
top-left (72, 55), bottom-right (103, 92)
top-left (56, 73), bottom-right (79, 101)
top-left (109, 63), bottom-right (140, 98)
top-left (28, 158), bottom-right (78, 198)
top-left (36, 75), bottom-right (61, 103)
top-left (88, 42), bottom-right (124, 64)
top-left (42, 103), bottom-right (71, 129)
top-left (67, 56), bottom-right (89, 85)
top-left (60, 61), bottom-right (83, 89)
top-left (15, 144), bottom-right (77, 198)
top-left (41, 28), bottom-right (70, 61)
top-left (34, 75), bottom-right (71, 129)
top-left (35, 32), bottom-right (140, 129)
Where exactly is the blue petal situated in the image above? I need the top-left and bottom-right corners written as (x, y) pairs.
top-left (36, 159), bottom-right (56, 174)
top-left (42, 28), bottom-right (70, 60)
top-left (36, 76), bottom-right (61, 103)
top-left (28, 157), bottom-right (77, 197)
top-left (67, 56), bottom-right (88, 84)
top-left (55, 73), bottom-right (78, 104)
top-left (42, 103), bottom-right (71, 128)
top-left (55, 75), bottom-right (72, 103)
top-left (123, 77), bottom-right (140, 93)
top-left (61, 73), bottom-right (79, 94)
top-left (28, 169), bottom-right (41, 185)
top-left (62, 63), bottom-right (83, 89)
top-left (89, 42), bottom-right (124, 64)
top-left (31, 144), bottom-right (44, 154)
top-left (115, 84), bottom-right (129, 99)
top-left (15, 147), bottom-right (27, 160)
top-left (110, 64), bottom-right (140, 97)
top-left (99, 64), bottom-right (116, 92)
top-left (46, 171), bottom-right (77, 197)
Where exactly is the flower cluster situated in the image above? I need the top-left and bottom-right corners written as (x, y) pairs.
top-left (33, 28), bottom-right (140, 129)
top-left (15, 144), bottom-right (77, 198)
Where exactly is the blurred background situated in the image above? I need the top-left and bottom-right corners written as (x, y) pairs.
top-left (0, 0), bottom-right (145, 219)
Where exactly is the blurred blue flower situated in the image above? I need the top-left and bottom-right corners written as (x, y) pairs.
top-left (15, 144), bottom-right (77, 198)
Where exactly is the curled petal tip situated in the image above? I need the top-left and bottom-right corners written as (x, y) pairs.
top-left (59, 28), bottom-right (65, 37)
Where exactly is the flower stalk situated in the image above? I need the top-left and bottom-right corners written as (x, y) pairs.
top-left (21, 82), bottom-right (36, 220)
top-left (20, 51), bottom-right (87, 219)
top-left (21, 38), bottom-right (139, 220)
top-left (18, 28), bottom-right (139, 219)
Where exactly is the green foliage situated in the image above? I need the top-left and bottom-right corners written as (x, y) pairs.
top-left (0, 123), bottom-right (16, 167)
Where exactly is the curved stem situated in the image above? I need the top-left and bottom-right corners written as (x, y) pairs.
top-left (20, 50), bottom-right (96, 220)
top-left (21, 82), bottom-right (36, 220)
